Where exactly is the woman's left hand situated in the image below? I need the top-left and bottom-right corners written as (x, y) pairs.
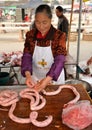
top-left (34, 76), bottom-right (52, 92)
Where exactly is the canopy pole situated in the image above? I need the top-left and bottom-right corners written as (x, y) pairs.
top-left (67, 0), bottom-right (74, 53)
top-left (76, 0), bottom-right (83, 79)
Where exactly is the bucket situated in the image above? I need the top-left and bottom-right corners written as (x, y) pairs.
top-left (0, 72), bottom-right (10, 85)
top-left (65, 79), bottom-right (92, 93)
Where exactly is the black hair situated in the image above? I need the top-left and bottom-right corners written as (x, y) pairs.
top-left (35, 4), bottom-right (52, 19)
top-left (56, 6), bottom-right (63, 12)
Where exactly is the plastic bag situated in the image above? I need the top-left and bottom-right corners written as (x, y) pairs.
top-left (62, 100), bottom-right (92, 130)
top-left (65, 54), bottom-right (76, 76)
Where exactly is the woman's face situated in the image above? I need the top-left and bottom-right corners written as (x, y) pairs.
top-left (35, 12), bottom-right (51, 36)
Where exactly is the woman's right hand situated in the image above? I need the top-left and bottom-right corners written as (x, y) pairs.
top-left (25, 71), bottom-right (35, 88)
top-left (87, 57), bottom-right (92, 65)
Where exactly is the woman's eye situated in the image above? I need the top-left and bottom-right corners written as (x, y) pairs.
top-left (43, 22), bottom-right (47, 24)
top-left (36, 21), bottom-right (40, 24)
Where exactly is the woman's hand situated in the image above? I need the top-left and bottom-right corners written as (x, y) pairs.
top-left (34, 76), bottom-right (52, 92)
top-left (87, 57), bottom-right (92, 65)
top-left (25, 71), bottom-right (35, 88)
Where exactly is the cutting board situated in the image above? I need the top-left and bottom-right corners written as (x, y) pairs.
top-left (0, 84), bottom-right (92, 130)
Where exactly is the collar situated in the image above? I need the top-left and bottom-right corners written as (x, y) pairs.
top-left (36, 31), bottom-right (47, 39)
top-left (34, 25), bottom-right (56, 41)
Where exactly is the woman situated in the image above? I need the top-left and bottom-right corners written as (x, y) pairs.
top-left (21, 4), bottom-right (67, 92)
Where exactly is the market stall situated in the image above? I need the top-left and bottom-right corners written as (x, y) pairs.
top-left (0, 1), bottom-right (92, 130)
top-left (65, 0), bottom-right (92, 81)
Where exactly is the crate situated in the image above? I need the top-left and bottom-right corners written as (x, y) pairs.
top-left (69, 33), bottom-right (77, 42)
top-left (83, 33), bottom-right (92, 41)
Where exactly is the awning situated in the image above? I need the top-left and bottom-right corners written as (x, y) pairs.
top-left (17, 0), bottom-right (45, 9)
top-left (0, 6), bottom-right (16, 9)
top-left (0, 0), bottom-right (19, 1)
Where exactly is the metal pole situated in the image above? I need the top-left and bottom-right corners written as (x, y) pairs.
top-left (76, 0), bottom-right (83, 79)
top-left (67, 0), bottom-right (74, 53)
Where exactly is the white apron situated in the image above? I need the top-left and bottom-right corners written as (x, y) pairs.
top-left (32, 41), bottom-right (65, 85)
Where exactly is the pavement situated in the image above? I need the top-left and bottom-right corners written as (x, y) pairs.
top-left (0, 31), bottom-right (24, 53)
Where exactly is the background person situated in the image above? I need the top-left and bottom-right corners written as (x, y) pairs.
top-left (55, 6), bottom-right (69, 41)
top-left (21, 4), bottom-right (67, 92)
top-left (19, 14), bottom-right (31, 41)
top-left (24, 14), bottom-right (31, 22)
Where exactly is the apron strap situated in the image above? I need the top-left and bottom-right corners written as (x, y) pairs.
top-left (35, 40), bottom-right (52, 46)
top-left (35, 40), bottom-right (37, 45)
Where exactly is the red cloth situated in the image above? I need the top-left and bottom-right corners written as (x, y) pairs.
top-left (24, 16), bottom-right (30, 22)
top-left (37, 31), bottom-right (47, 39)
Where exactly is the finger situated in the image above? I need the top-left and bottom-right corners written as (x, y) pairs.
top-left (31, 81), bottom-right (35, 86)
top-left (26, 81), bottom-right (34, 88)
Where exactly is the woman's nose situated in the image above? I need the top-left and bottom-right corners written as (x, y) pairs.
top-left (39, 23), bottom-right (44, 29)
